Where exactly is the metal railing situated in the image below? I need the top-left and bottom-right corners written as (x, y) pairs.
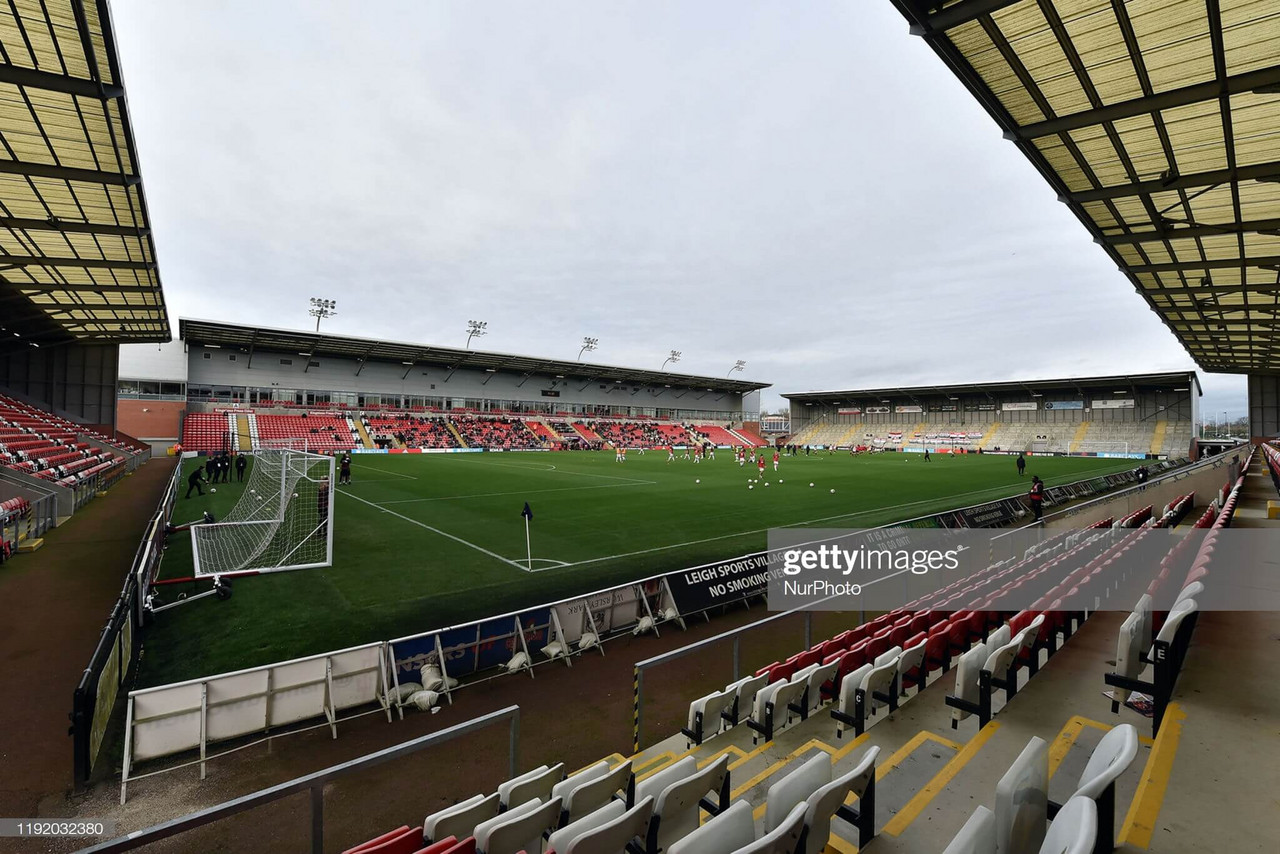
top-left (632, 607), bottom-right (827, 752)
top-left (78, 705), bottom-right (521, 854)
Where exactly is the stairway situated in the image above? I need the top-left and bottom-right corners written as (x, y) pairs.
top-left (235, 414), bottom-right (253, 451)
top-left (1149, 420), bottom-right (1167, 456)
top-left (445, 419), bottom-right (468, 448)
top-left (352, 418), bottom-right (376, 449)
top-left (1068, 420), bottom-right (1091, 454)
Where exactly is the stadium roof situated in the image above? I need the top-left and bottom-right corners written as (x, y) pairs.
top-left (890, 1), bottom-right (1280, 375)
top-left (782, 370), bottom-right (1200, 403)
top-left (0, 0), bottom-right (168, 351)
top-left (179, 318), bottom-right (772, 394)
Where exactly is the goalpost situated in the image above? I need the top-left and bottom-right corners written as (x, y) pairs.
top-left (190, 446), bottom-right (336, 577)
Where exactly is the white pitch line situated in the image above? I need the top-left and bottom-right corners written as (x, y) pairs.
top-left (377, 481), bottom-right (647, 505)
top-left (337, 488), bottom-right (528, 570)
top-left (355, 465), bottom-right (419, 480)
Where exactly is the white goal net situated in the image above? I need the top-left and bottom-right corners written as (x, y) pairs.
top-left (191, 448), bottom-right (335, 577)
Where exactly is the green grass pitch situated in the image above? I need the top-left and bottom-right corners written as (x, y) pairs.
top-left (141, 450), bottom-right (1138, 687)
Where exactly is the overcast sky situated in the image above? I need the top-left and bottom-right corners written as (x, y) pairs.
top-left (109, 0), bottom-right (1246, 420)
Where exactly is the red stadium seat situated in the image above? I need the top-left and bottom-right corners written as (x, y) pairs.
top-left (417, 838), bottom-right (459, 854)
top-left (433, 838), bottom-right (476, 854)
top-left (343, 826), bottom-right (423, 854)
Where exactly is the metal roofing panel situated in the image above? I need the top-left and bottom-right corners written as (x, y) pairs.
top-left (0, 0), bottom-right (168, 350)
top-left (892, 0), bottom-right (1280, 373)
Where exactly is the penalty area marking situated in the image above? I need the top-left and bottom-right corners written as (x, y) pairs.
top-left (337, 488), bottom-right (529, 570)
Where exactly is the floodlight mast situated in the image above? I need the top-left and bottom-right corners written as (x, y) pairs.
top-left (466, 320), bottom-right (488, 349)
top-left (308, 297), bottom-right (337, 331)
top-left (578, 336), bottom-right (599, 360)
top-left (728, 359), bottom-right (746, 377)
top-left (660, 350), bottom-right (681, 371)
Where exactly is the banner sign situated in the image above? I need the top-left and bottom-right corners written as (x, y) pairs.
top-left (950, 499), bottom-right (1022, 528)
top-left (540, 389), bottom-right (561, 398)
top-left (1043, 400), bottom-right (1084, 410)
top-left (837, 407), bottom-right (862, 415)
top-left (938, 404), bottom-right (958, 412)
top-left (1002, 401), bottom-right (1038, 411)
top-left (865, 406), bottom-right (890, 414)
top-left (895, 405), bottom-right (923, 414)
top-left (972, 403), bottom-right (996, 411)
top-left (1092, 398), bottom-right (1135, 409)
top-left (664, 552), bottom-right (779, 614)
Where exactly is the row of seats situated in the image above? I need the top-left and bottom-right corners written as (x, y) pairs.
top-left (943, 725), bottom-right (1139, 854)
top-left (366, 415), bottom-right (461, 449)
top-left (346, 740), bottom-right (877, 854)
top-left (0, 496), bottom-right (31, 563)
top-left (255, 414), bottom-right (359, 451)
top-left (452, 417), bottom-right (544, 450)
top-left (0, 393), bottom-right (142, 457)
top-left (180, 412), bottom-right (232, 452)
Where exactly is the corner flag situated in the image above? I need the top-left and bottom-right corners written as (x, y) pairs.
top-left (521, 503), bottom-right (533, 570)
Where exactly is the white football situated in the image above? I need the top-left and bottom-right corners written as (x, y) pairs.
top-left (778, 479), bottom-right (783, 483)
top-left (830, 488), bottom-right (836, 493)
top-left (695, 479), bottom-right (700, 484)
top-left (748, 485), bottom-right (754, 490)
top-left (210, 488), bottom-right (217, 493)
top-left (292, 492), bottom-right (299, 498)
top-left (809, 482), bottom-right (815, 487)
top-left (764, 482), bottom-right (770, 487)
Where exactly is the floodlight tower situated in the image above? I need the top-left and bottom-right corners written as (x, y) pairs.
top-left (308, 297), bottom-right (337, 331)
top-left (661, 350), bottom-right (681, 371)
top-left (578, 336), bottom-right (599, 360)
top-left (728, 360), bottom-right (746, 377)
top-left (466, 320), bottom-right (488, 348)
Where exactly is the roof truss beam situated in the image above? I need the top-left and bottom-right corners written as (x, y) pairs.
top-left (0, 254), bottom-right (154, 271)
top-left (1066, 161), bottom-right (1280, 203)
top-left (0, 215), bottom-right (149, 238)
top-left (0, 62), bottom-right (123, 98)
top-left (907, 0), bottom-right (1024, 34)
top-left (0, 158), bottom-right (139, 186)
top-left (1129, 255), bottom-right (1280, 274)
top-left (1010, 64), bottom-right (1280, 140)
top-left (1100, 216), bottom-right (1280, 245)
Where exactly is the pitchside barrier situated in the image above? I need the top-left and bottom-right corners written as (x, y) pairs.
top-left (70, 459), bottom-right (182, 788)
top-left (120, 641), bottom-right (391, 803)
top-left (111, 455), bottom-right (1200, 797)
top-left (85, 706), bottom-right (521, 854)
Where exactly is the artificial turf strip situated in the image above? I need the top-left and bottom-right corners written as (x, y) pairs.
top-left (139, 451), bottom-right (1139, 687)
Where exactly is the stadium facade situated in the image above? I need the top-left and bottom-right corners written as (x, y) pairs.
top-left (785, 371), bottom-right (1200, 459)
top-left (116, 319), bottom-right (768, 446)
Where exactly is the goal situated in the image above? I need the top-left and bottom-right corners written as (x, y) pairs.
top-left (190, 448), bottom-right (336, 577)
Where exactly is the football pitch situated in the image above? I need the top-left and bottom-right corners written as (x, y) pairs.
top-left (142, 450), bottom-right (1138, 687)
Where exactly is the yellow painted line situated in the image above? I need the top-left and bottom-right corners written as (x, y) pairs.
top-left (732, 738), bottom-right (842, 799)
top-left (633, 752), bottom-right (678, 780)
top-left (1119, 703), bottom-right (1186, 849)
top-left (825, 837), bottom-right (859, 854)
top-left (882, 722), bottom-right (1001, 837)
top-left (1049, 717), bottom-right (1088, 780)
top-left (573, 753), bottom-right (626, 775)
top-left (1076, 715), bottom-right (1155, 745)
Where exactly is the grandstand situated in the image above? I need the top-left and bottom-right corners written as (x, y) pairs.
top-left (786, 373), bottom-right (1200, 459)
top-left (7, 2), bottom-right (1280, 854)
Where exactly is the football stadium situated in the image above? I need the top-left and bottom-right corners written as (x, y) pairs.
top-left (1, 3), bottom-right (1278, 854)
